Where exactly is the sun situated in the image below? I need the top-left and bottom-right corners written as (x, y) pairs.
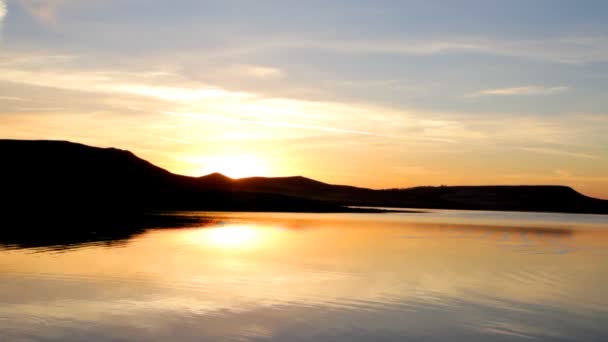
top-left (197, 154), bottom-right (270, 178)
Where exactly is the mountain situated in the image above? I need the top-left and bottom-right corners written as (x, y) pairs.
top-left (1, 139), bottom-right (607, 219)
top-left (198, 175), bottom-right (608, 214)
top-left (0, 139), bottom-right (356, 222)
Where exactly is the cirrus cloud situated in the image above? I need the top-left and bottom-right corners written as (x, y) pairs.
top-left (469, 85), bottom-right (569, 97)
top-left (18, 0), bottom-right (72, 25)
top-left (0, 0), bottom-right (7, 39)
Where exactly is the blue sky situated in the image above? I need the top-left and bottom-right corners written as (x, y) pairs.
top-left (1, 0), bottom-right (608, 197)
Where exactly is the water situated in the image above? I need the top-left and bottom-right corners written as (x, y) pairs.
top-left (1, 210), bottom-right (608, 341)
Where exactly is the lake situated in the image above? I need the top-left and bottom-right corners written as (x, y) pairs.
top-left (1, 209), bottom-right (608, 341)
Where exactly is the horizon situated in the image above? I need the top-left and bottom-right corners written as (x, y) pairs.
top-left (4, 137), bottom-right (606, 200)
top-left (1, 1), bottom-right (607, 198)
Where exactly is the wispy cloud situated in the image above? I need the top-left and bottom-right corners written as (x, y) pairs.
top-left (245, 35), bottom-right (608, 64)
top-left (505, 171), bottom-right (608, 183)
top-left (0, 96), bottom-right (26, 101)
top-left (0, 60), bottom-right (602, 153)
top-left (18, 0), bottom-right (71, 25)
top-left (0, 64), bottom-right (389, 137)
top-left (324, 40), bottom-right (487, 56)
top-left (234, 65), bottom-right (282, 79)
top-left (518, 146), bottom-right (599, 159)
top-left (0, 52), bottom-right (74, 67)
top-left (0, 0), bottom-right (7, 39)
top-left (16, 106), bottom-right (68, 111)
top-left (0, 67), bottom-right (248, 103)
top-left (470, 86), bottom-right (569, 97)
top-left (164, 111), bottom-right (378, 137)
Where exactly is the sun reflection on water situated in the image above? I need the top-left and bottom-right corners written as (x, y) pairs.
top-left (2, 213), bottom-right (608, 341)
top-left (181, 224), bottom-right (281, 250)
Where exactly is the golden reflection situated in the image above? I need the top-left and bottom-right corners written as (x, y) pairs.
top-left (181, 225), bottom-right (280, 250)
top-left (2, 214), bottom-right (608, 325)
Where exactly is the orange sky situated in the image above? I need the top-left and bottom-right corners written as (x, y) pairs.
top-left (1, 0), bottom-right (607, 199)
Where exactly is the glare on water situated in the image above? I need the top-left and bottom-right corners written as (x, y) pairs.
top-left (0, 210), bottom-right (607, 341)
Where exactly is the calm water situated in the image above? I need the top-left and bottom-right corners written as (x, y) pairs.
top-left (1, 210), bottom-right (608, 341)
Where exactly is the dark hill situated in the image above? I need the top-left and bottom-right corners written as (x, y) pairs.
top-left (198, 174), bottom-right (608, 214)
top-left (0, 139), bottom-right (353, 221)
top-left (198, 174), bottom-right (374, 201)
top-left (372, 185), bottom-right (608, 214)
top-left (2, 139), bottom-right (607, 220)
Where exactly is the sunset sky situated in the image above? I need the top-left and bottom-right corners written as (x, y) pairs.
top-left (1, 0), bottom-right (607, 198)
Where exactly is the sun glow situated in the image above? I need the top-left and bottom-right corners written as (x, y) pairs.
top-left (195, 154), bottom-right (270, 178)
top-left (182, 225), bottom-right (281, 250)
top-left (206, 226), bottom-right (258, 248)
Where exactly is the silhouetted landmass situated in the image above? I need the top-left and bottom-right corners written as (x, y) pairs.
top-left (1, 139), bottom-right (607, 226)
top-left (0, 140), bottom-right (380, 222)
top-left (216, 176), bottom-right (608, 214)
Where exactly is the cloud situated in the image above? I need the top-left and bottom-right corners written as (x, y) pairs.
top-left (18, 0), bottom-right (71, 25)
top-left (315, 40), bottom-right (487, 56)
top-left (518, 147), bottom-right (598, 160)
top-left (164, 111), bottom-right (378, 137)
top-left (0, 64), bottom-right (389, 137)
top-left (0, 96), bottom-right (26, 101)
top-left (234, 65), bottom-right (282, 79)
top-left (16, 106), bottom-right (68, 111)
top-left (0, 67), bottom-right (247, 103)
top-left (0, 0), bottom-right (7, 38)
top-left (236, 35), bottom-right (608, 64)
top-left (0, 52), bottom-right (74, 67)
top-left (0, 63), bottom-right (570, 146)
top-left (113, 84), bottom-right (255, 102)
top-left (0, 58), bottom-right (602, 151)
top-left (553, 169), bottom-right (571, 178)
top-left (505, 170), bottom-right (608, 183)
top-left (470, 86), bottom-right (569, 97)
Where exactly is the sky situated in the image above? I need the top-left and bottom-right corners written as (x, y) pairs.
top-left (1, 0), bottom-right (608, 198)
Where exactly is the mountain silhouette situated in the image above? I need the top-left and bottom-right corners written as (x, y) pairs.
top-left (198, 174), bottom-right (608, 214)
top-left (1, 139), bottom-right (607, 222)
top-left (0, 139), bottom-right (357, 226)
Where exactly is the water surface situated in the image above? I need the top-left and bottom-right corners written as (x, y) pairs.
top-left (1, 210), bottom-right (608, 341)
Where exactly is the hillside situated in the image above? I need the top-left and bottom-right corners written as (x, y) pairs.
top-left (197, 174), bottom-right (608, 214)
top-left (0, 139), bottom-right (353, 219)
top-left (2, 139), bottom-right (607, 217)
